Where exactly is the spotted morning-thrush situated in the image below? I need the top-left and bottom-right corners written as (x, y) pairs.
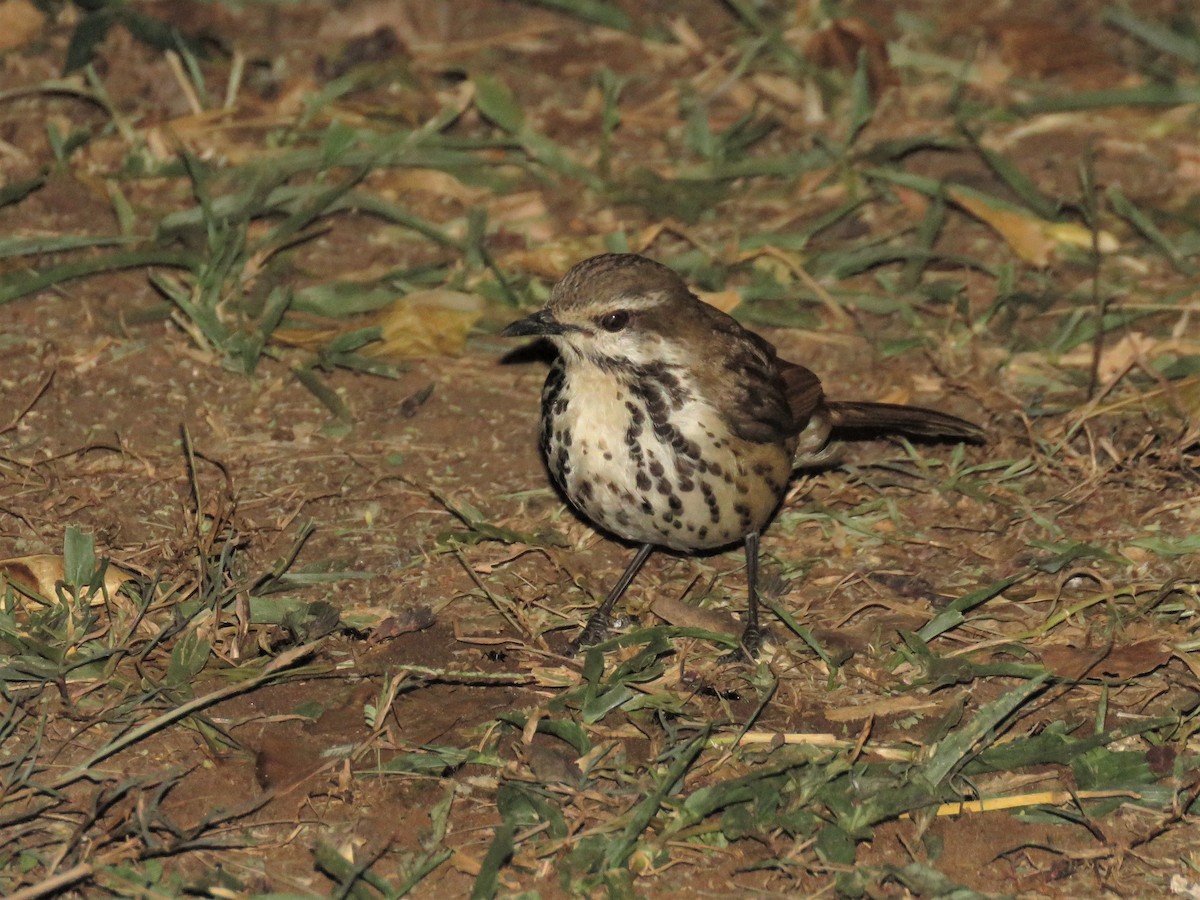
top-left (503, 253), bottom-right (983, 657)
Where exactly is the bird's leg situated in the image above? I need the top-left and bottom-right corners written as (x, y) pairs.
top-left (723, 531), bottom-right (764, 662)
top-left (568, 542), bottom-right (655, 654)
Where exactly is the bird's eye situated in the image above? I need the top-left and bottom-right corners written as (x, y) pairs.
top-left (599, 310), bottom-right (630, 332)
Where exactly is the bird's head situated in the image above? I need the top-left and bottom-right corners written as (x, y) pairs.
top-left (501, 254), bottom-right (695, 368)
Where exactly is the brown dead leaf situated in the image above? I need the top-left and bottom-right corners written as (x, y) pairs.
top-left (824, 693), bottom-right (949, 722)
top-left (365, 606), bottom-right (436, 645)
top-left (1041, 639), bottom-right (1171, 681)
top-left (143, 110), bottom-right (297, 166)
top-left (877, 387), bottom-right (914, 405)
top-left (0, 0), bottom-right (44, 52)
top-left (804, 18), bottom-right (898, 97)
top-left (398, 383), bottom-right (435, 417)
top-left (893, 185), bottom-right (931, 218)
top-left (994, 21), bottom-right (1125, 88)
top-left (525, 739), bottom-right (583, 784)
top-left (650, 594), bottom-right (738, 635)
top-left (665, 16), bottom-right (705, 54)
top-left (1058, 332), bottom-right (1200, 383)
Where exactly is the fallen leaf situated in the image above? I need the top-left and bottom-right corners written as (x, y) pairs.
top-left (824, 694), bottom-right (949, 722)
top-left (994, 21), bottom-right (1124, 88)
top-left (1041, 639), bottom-right (1171, 681)
top-left (650, 594), bottom-right (738, 635)
top-left (374, 167), bottom-right (483, 204)
top-left (0, 554), bottom-right (133, 607)
top-left (499, 239), bottom-right (608, 279)
top-left (278, 290), bottom-right (485, 358)
top-left (1044, 220), bottom-right (1119, 254)
top-left (1175, 142), bottom-right (1200, 184)
top-left (365, 606), bottom-right (436, 645)
top-left (398, 383), bottom-right (435, 417)
top-left (1057, 332), bottom-right (1198, 383)
top-left (486, 190), bottom-right (551, 233)
top-left (750, 72), bottom-right (809, 110)
top-left (803, 17), bottom-right (898, 96)
top-left (948, 187), bottom-right (1118, 267)
top-left (0, 0), bottom-right (44, 52)
top-left (694, 289), bottom-right (741, 314)
top-left (366, 289), bottom-right (484, 358)
top-left (893, 185), bottom-right (931, 218)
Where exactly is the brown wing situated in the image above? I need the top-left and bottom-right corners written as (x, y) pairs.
top-left (776, 357), bottom-right (834, 464)
top-left (688, 302), bottom-right (797, 445)
top-left (777, 359), bottom-right (826, 428)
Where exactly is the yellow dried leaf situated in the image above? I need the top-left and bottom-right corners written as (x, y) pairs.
top-left (374, 168), bottom-right (482, 204)
top-left (824, 693), bottom-right (947, 722)
top-left (1044, 220), bottom-right (1119, 253)
top-left (498, 240), bottom-right (608, 279)
top-left (275, 291), bottom-right (485, 358)
top-left (364, 289), bottom-right (485, 358)
top-left (0, 0), bottom-right (44, 52)
top-left (694, 289), bottom-right (741, 314)
top-left (949, 188), bottom-right (1056, 266)
top-left (751, 72), bottom-right (809, 110)
top-left (948, 187), bottom-right (1118, 267)
top-left (272, 323), bottom-right (340, 351)
top-left (0, 555), bottom-right (133, 607)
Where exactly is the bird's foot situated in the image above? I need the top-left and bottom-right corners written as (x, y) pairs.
top-left (565, 612), bottom-right (615, 656)
top-left (720, 624), bottom-right (765, 664)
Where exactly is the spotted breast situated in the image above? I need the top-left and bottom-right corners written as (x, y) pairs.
top-left (539, 353), bottom-right (794, 552)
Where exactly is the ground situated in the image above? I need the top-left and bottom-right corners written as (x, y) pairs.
top-left (1, 0), bottom-right (1198, 897)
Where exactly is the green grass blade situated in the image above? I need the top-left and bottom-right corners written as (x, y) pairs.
top-left (1103, 7), bottom-right (1200, 68)
top-left (0, 249), bottom-right (194, 304)
top-left (1106, 185), bottom-right (1196, 275)
top-left (918, 574), bottom-right (1026, 642)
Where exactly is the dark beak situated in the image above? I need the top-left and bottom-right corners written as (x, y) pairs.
top-left (501, 308), bottom-right (570, 337)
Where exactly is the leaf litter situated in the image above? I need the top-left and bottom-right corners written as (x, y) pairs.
top-left (0, 0), bottom-right (1199, 897)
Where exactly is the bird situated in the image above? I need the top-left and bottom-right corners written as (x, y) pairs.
top-left (502, 253), bottom-right (983, 658)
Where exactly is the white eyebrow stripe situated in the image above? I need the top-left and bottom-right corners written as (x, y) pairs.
top-left (609, 290), bottom-right (667, 311)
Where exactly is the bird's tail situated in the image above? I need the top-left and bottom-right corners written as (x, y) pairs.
top-left (825, 401), bottom-right (984, 442)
